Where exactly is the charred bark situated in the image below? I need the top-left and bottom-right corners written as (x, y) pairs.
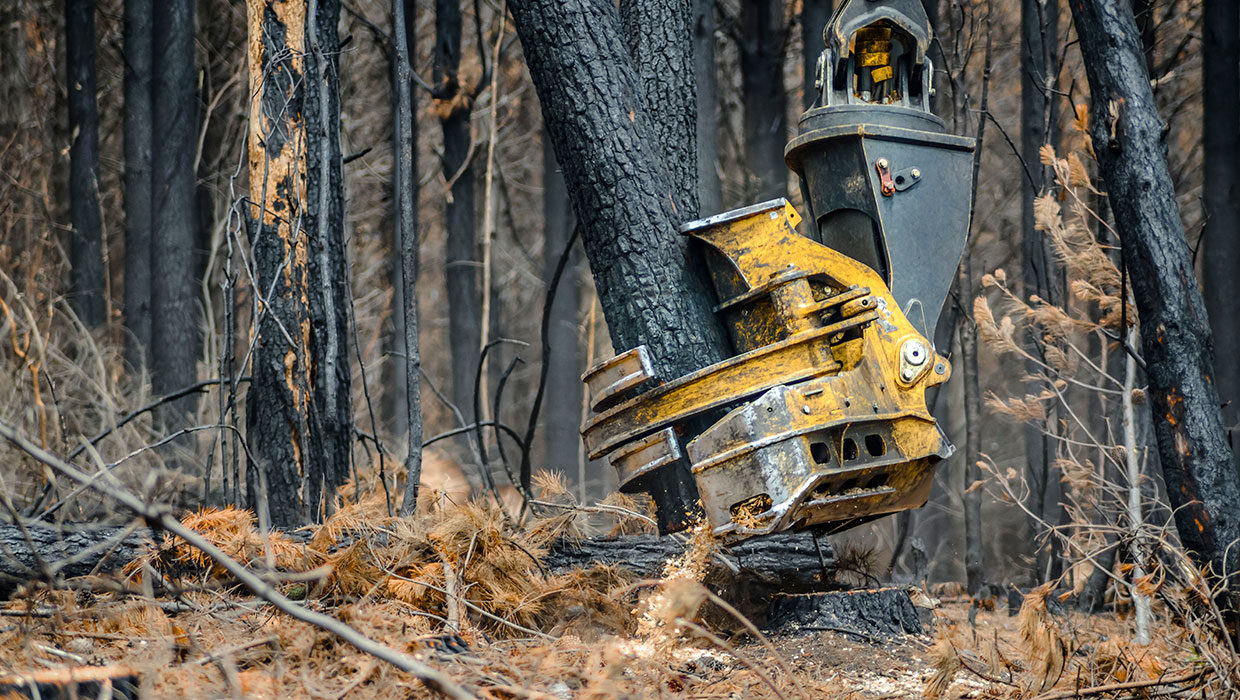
top-left (305, 0), bottom-right (352, 518)
top-left (767, 588), bottom-right (925, 638)
top-left (394, 0), bottom-right (425, 515)
top-left (545, 531), bottom-right (836, 597)
top-left (620, 0), bottom-right (698, 218)
top-left (0, 525), bottom-right (150, 598)
top-left (693, 0), bottom-right (720, 215)
top-left (1020, 0), bottom-right (1062, 582)
top-left (123, 0), bottom-right (153, 370)
top-left (65, 0), bottom-right (106, 329)
top-left (1070, 0), bottom-right (1240, 603)
top-left (509, 0), bottom-right (734, 532)
top-left (735, 0), bottom-right (788, 201)
top-left (245, 0), bottom-right (317, 527)
top-left (435, 0), bottom-right (482, 426)
top-left (150, 0), bottom-right (198, 424)
top-left (1202, 0), bottom-right (1240, 454)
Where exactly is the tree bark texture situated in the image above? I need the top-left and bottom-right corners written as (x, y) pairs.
top-left (150, 0), bottom-right (198, 423)
top-left (544, 531), bottom-right (836, 597)
top-left (509, 0), bottom-right (734, 532)
top-left (737, 0), bottom-right (789, 201)
top-left (958, 246), bottom-right (984, 597)
top-left (620, 0), bottom-right (698, 219)
top-left (542, 140), bottom-right (582, 485)
top-left (394, 0), bottom-right (425, 515)
top-left (65, 0), bottom-right (106, 329)
top-left (123, 0), bottom-right (153, 370)
top-left (801, 0), bottom-right (833, 110)
top-left (0, 525), bottom-right (150, 598)
top-left (305, 0), bottom-right (352, 518)
top-left (435, 0), bottom-right (482, 425)
top-left (1202, 0), bottom-right (1240, 452)
top-left (245, 0), bottom-right (316, 527)
top-left (1070, 0), bottom-right (1240, 599)
top-left (1020, 0), bottom-right (1061, 581)
top-left (693, 0), bottom-right (720, 216)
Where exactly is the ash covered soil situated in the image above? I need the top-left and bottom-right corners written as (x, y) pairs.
top-left (0, 594), bottom-right (1203, 699)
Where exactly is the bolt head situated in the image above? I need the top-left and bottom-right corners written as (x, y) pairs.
top-left (877, 158), bottom-right (889, 169)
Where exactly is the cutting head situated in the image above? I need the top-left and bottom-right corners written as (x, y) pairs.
top-left (788, 0), bottom-right (976, 344)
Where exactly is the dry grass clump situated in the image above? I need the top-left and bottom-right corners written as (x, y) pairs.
top-left (127, 484), bottom-right (639, 643)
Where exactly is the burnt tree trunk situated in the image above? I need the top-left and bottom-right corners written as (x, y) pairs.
top-left (801, 0), bottom-right (833, 110)
top-left (394, 0), bottom-right (425, 515)
top-left (693, 0), bottom-right (720, 215)
top-left (509, 0), bottom-right (734, 533)
top-left (736, 0), bottom-right (788, 201)
top-left (65, 0), bottom-right (106, 328)
top-left (1020, 0), bottom-right (1062, 582)
top-left (150, 0), bottom-right (198, 424)
top-left (122, 0), bottom-right (153, 370)
top-left (1070, 0), bottom-right (1240, 604)
top-left (1202, 0), bottom-right (1240, 453)
top-left (542, 139), bottom-right (582, 486)
top-left (246, 0), bottom-right (337, 526)
top-left (620, 0), bottom-right (698, 218)
top-left (305, 0), bottom-right (352, 517)
top-left (435, 0), bottom-right (482, 426)
top-left (546, 531), bottom-right (835, 598)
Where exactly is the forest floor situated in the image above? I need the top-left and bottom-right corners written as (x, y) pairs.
top-left (0, 519), bottom-right (1220, 700)
top-left (0, 590), bottom-right (1211, 699)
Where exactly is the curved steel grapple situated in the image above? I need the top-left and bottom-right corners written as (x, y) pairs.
top-left (582, 200), bottom-right (953, 542)
top-left (579, 0), bottom-right (973, 543)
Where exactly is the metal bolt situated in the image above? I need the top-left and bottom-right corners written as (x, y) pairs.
top-left (802, 405), bottom-right (812, 415)
top-left (876, 158), bottom-right (889, 169)
top-left (911, 168), bottom-right (921, 178)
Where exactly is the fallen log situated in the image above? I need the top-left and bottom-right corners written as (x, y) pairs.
top-left (546, 530), bottom-right (838, 599)
top-left (0, 524), bottom-right (149, 597)
top-left (1, 524), bottom-right (837, 600)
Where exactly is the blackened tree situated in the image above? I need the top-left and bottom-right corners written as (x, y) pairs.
top-left (150, 0), bottom-right (198, 424)
top-left (509, 0), bottom-right (733, 532)
top-left (730, 0), bottom-right (788, 201)
top-left (122, 0), bottom-right (153, 369)
top-left (434, 0), bottom-right (483, 427)
top-left (245, 0), bottom-right (352, 526)
top-left (693, 0), bottom-right (720, 215)
top-left (1202, 0), bottom-right (1240, 452)
top-left (65, 0), bottom-right (105, 328)
top-left (1070, 0), bottom-right (1240, 604)
top-left (394, 0), bottom-right (425, 515)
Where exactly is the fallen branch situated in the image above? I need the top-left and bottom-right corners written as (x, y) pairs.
top-left (1028, 668), bottom-right (1204, 700)
top-left (0, 420), bottom-right (477, 700)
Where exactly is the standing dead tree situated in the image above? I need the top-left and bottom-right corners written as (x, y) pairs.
top-left (150, 0), bottom-right (199, 425)
top-left (1069, 0), bottom-right (1240, 608)
top-left (65, 0), bottom-right (105, 329)
top-left (123, 0), bottom-right (154, 369)
top-left (245, 0), bottom-right (352, 527)
top-left (434, 0), bottom-right (483, 430)
top-left (509, 0), bottom-right (733, 533)
top-left (394, 0), bottom-right (425, 515)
